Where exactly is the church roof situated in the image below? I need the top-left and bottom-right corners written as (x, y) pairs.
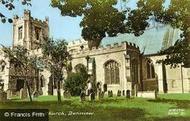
top-left (101, 25), bottom-right (181, 55)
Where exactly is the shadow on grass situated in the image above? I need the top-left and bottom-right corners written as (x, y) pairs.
top-left (153, 117), bottom-right (190, 121)
top-left (148, 98), bottom-right (190, 109)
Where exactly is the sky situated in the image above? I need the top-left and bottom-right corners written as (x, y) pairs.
top-left (0, 0), bottom-right (179, 54)
top-left (0, 0), bottom-right (84, 46)
top-left (0, 0), bottom-right (138, 46)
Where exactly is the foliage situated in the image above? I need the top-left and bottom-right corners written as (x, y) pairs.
top-left (51, 0), bottom-right (148, 49)
top-left (51, 0), bottom-right (190, 67)
top-left (1, 45), bottom-right (40, 102)
top-left (41, 38), bottom-right (71, 102)
top-left (41, 38), bottom-right (71, 73)
top-left (0, 0), bottom-right (31, 23)
top-left (157, 38), bottom-right (190, 68)
top-left (64, 64), bottom-right (88, 96)
top-left (1, 45), bottom-right (39, 70)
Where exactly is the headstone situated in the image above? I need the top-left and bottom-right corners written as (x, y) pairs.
top-left (103, 84), bottom-right (107, 92)
top-left (6, 89), bottom-right (12, 99)
top-left (155, 90), bottom-right (158, 99)
top-left (97, 82), bottom-right (102, 100)
top-left (97, 90), bottom-right (102, 100)
top-left (100, 92), bottom-right (104, 98)
top-left (126, 90), bottom-right (130, 98)
top-left (108, 90), bottom-right (113, 97)
top-left (117, 90), bottom-right (121, 97)
top-left (0, 90), bottom-right (7, 102)
top-left (20, 88), bottom-right (28, 99)
top-left (122, 90), bottom-right (125, 96)
top-left (90, 92), bottom-right (95, 101)
top-left (33, 91), bottom-right (39, 98)
top-left (63, 91), bottom-right (71, 99)
top-left (80, 91), bottom-right (86, 102)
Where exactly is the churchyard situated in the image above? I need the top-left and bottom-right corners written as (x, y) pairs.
top-left (0, 93), bottom-right (190, 121)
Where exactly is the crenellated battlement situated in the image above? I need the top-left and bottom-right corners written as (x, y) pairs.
top-left (69, 41), bottom-right (140, 57)
top-left (13, 9), bottom-right (48, 25)
top-left (31, 17), bottom-right (49, 25)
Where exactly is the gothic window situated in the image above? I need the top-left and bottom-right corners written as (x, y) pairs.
top-left (147, 61), bottom-right (155, 79)
top-left (147, 61), bottom-right (151, 79)
top-left (35, 27), bottom-right (41, 40)
top-left (16, 79), bottom-right (24, 91)
top-left (131, 60), bottom-right (138, 84)
top-left (18, 26), bottom-right (23, 40)
top-left (151, 64), bottom-right (155, 78)
top-left (104, 60), bottom-right (120, 84)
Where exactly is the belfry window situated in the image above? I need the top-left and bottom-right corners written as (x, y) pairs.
top-left (104, 60), bottom-right (120, 84)
top-left (18, 26), bottom-right (23, 40)
top-left (35, 27), bottom-right (41, 40)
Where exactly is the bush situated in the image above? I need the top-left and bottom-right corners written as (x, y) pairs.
top-left (64, 64), bottom-right (88, 96)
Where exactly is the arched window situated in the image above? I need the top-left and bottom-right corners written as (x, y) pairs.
top-left (151, 64), bottom-right (155, 78)
top-left (104, 60), bottom-right (120, 84)
top-left (147, 61), bottom-right (151, 79)
top-left (147, 61), bottom-right (155, 79)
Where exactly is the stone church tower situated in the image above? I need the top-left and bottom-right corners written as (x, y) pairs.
top-left (13, 10), bottom-right (49, 50)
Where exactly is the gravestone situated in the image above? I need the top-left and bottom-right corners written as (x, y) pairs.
top-left (33, 91), bottom-right (39, 98)
top-left (108, 90), bottom-right (113, 97)
top-left (97, 82), bottom-right (102, 100)
top-left (90, 92), bottom-right (95, 101)
top-left (80, 91), bottom-right (86, 102)
top-left (117, 90), bottom-right (121, 97)
top-left (20, 88), bottom-right (28, 99)
top-left (0, 90), bottom-right (7, 102)
top-left (97, 90), bottom-right (101, 100)
top-left (63, 91), bottom-right (71, 99)
top-left (155, 90), bottom-right (158, 99)
top-left (6, 89), bottom-right (12, 99)
top-left (122, 90), bottom-right (125, 96)
top-left (100, 92), bottom-right (104, 98)
top-left (103, 84), bottom-right (107, 92)
top-left (126, 90), bottom-right (130, 98)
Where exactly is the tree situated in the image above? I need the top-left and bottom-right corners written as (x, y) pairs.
top-left (41, 38), bottom-right (71, 103)
top-left (51, 0), bottom-right (140, 49)
top-left (1, 45), bottom-right (39, 102)
top-left (135, 0), bottom-right (190, 68)
top-left (51, 0), bottom-right (190, 67)
top-left (0, 0), bottom-right (31, 23)
top-left (64, 64), bottom-right (89, 96)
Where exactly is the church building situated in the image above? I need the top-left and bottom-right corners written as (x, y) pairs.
top-left (0, 10), bottom-right (189, 99)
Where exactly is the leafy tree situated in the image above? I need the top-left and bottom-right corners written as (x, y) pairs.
top-left (51, 0), bottom-right (190, 67)
top-left (134, 0), bottom-right (190, 68)
top-left (1, 45), bottom-right (39, 102)
top-left (51, 0), bottom-right (138, 49)
top-left (0, 0), bottom-right (31, 23)
top-left (64, 64), bottom-right (88, 96)
top-left (41, 38), bottom-right (71, 103)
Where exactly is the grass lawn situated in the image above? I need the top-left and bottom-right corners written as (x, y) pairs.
top-left (158, 93), bottom-right (190, 100)
top-left (0, 94), bottom-right (190, 121)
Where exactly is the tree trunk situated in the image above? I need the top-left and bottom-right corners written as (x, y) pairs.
top-left (57, 80), bottom-right (61, 103)
top-left (88, 39), bottom-right (101, 50)
top-left (26, 80), bottom-right (32, 102)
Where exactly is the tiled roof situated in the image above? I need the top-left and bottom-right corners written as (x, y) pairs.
top-left (101, 25), bottom-right (181, 54)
